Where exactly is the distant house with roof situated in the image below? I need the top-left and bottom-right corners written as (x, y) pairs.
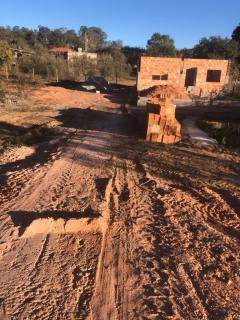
top-left (48, 47), bottom-right (97, 61)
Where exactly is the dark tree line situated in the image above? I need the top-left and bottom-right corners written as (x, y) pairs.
top-left (145, 31), bottom-right (240, 61)
top-left (0, 23), bottom-right (240, 81)
top-left (0, 26), bottom-right (108, 52)
top-left (144, 26), bottom-right (240, 79)
top-left (0, 26), bottom-right (132, 82)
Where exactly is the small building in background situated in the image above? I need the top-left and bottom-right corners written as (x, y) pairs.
top-left (137, 56), bottom-right (231, 97)
top-left (48, 47), bottom-right (97, 61)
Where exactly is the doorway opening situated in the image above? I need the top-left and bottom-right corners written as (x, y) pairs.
top-left (185, 68), bottom-right (198, 87)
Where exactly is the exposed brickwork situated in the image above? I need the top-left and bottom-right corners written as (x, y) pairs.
top-left (146, 98), bottom-right (181, 144)
top-left (138, 57), bottom-right (230, 96)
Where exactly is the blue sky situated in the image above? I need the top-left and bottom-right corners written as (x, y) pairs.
top-left (1, 0), bottom-right (240, 49)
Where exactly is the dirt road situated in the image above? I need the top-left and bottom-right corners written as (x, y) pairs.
top-left (0, 106), bottom-right (240, 319)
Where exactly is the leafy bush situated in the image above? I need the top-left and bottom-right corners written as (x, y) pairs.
top-left (18, 54), bottom-right (69, 80)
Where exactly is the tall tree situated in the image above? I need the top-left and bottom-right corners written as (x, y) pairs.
top-left (25, 30), bottom-right (37, 47)
top-left (0, 41), bottom-right (13, 65)
top-left (192, 37), bottom-right (239, 59)
top-left (0, 27), bottom-right (11, 42)
top-left (146, 33), bottom-right (176, 57)
top-left (79, 26), bottom-right (107, 52)
top-left (64, 29), bottom-right (79, 48)
top-left (177, 48), bottom-right (194, 58)
top-left (37, 26), bottom-right (51, 46)
top-left (48, 28), bottom-right (67, 47)
top-left (122, 46), bottom-right (145, 68)
top-left (111, 47), bottom-right (130, 83)
top-left (98, 53), bottom-right (114, 80)
top-left (73, 56), bottom-right (97, 80)
top-left (0, 41), bottom-right (14, 79)
top-left (232, 24), bottom-right (240, 45)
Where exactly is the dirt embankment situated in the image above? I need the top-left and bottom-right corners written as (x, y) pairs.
top-left (0, 86), bottom-right (240, 319)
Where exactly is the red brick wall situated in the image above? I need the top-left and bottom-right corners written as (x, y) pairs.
top-left (138, 57), bottom-right (230, 96)
top-left (146, 100), bottom-right (181, 144)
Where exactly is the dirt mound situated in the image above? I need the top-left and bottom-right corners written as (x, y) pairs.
top-left (147, 85), bottom-right (191, 103)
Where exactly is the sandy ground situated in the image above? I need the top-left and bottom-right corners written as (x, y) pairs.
top-left (0, 87), bottom-right (240, 319)
top-left (30, 86), bottom-right (124, 109)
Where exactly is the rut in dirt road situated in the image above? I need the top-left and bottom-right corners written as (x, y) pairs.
top-left (90, 155), bottom-right (240, 319)
top-left (0, 107), bottom-right (240, 319)
top-left (0, 129), bottom-right (112, 319)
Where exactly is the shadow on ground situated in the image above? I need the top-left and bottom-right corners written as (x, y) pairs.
top-left (1, 104), bottom-right (240, 201)
top-left (176, 104), bottom-right (240, 122)
top-left (56, 107), bottom-right (146, 138)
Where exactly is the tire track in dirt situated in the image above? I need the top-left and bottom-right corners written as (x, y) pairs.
top-left (0, 130), bottom-right (111, 319)
top-left (30, 233), bottom-right (50, 277)
top-left (1, 108), bottom-right (240, 319)
top-left (127, 163), bottom-right (195, 319)
top-left (123, 158), bottom-right (240, 319)
top-left (89, 161), bottom-right (141, 320)
top-left (0, 140), bottom-right (63, 212)
top-left (143, 166), bottom-right (240, 319)
top-left (0, 140), bottom-right (64, 253)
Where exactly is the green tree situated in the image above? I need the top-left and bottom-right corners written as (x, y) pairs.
top-left (64, 29), bottom-right (79, 49)
top-left (18, 53), bottom-right (68, 81)
top-left (192, 37), bottom-right (239, 59)
top-left (0, 41), bottom-right (13, 65)
top-left (11, 26), bottom-right (36, 49)
top-left (72, 56), bottom-right (97, 80)
top-left (25, 30), bottom-right (37, 47)
top-left (122, 46), bottom-right (145, 75)
top-left (97, 45), bottom-right (131, 82)
top-left (0, 27), bottom-right (11, 42)
top-left (146, 33), bottom-right (176, 57)
top-left (48, 28), bottom-right (67, 47)
top-left (111, 48), bottom-right (131, 83)
top-left (79, 26), bottom-right (107, 52)
top-left (98, 53), bottom-right (114, 80)
top-left (37, 26), bottom-right (51, 46)
top-left (232, 24), bottom-right (240, 45)
top-left (0, 41), bottom-right (14, 79)
top-left (177, 48), bottom-right (194, 58)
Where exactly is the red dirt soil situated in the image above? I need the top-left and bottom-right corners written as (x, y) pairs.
top-left (0, 86), bottom-right (240, 319)
top-left (30, 86), bottom-right (121, 109)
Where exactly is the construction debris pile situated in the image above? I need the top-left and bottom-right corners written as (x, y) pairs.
top-left (147, 85), bottom-right (190, 104)
top-left (146, 96), bottom-right (181, 144)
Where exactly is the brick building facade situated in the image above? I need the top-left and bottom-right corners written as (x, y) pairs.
top-left (137, 56), bottom-right (230, 96)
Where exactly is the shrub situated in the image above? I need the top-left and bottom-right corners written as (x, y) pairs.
top-left (18, 53), bottom-right (69, 81)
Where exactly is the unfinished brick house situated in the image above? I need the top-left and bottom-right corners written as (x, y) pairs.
top-left (137, 56), bottom-right (231, 97)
